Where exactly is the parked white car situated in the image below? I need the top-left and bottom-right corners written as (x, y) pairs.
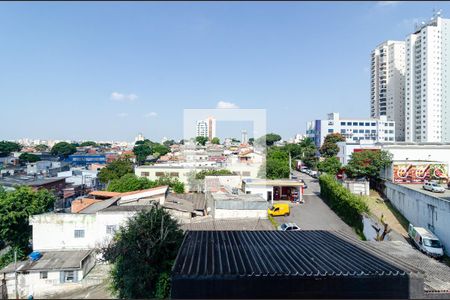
top-left (423, 182), bottom-right (445, 193)
top-left (277, 223), bottom-right (301, 231)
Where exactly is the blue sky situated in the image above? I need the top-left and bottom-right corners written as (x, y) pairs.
top-left (0, 1), bottom-right (447, 142)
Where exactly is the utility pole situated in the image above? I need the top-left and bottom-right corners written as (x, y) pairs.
top-left (289, 152), bottom-right (292, 179)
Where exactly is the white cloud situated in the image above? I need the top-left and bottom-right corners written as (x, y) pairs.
top-left (144, 112), bottom-right (158, 118)
top-left (117, 113), bottom-right (129, 118)
top-left (110, 92), bottom-right (138, 102)
top-left (216, 101), bottom-right (239, 109)
top-left (376, 1), bottom-right (400, 6)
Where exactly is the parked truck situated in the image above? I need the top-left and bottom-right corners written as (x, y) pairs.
top-left (408, 224), bottom-right (444, 258)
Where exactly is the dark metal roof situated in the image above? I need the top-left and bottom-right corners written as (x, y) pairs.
top-left (172, 230), bottom-right (417, 278)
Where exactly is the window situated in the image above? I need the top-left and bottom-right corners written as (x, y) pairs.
top-left (62, 271), bottom-right (75, 283)
top-left (359, 122), bottom-right (364, 126)
top-left (340, 122), bottom-right (346, 126)
top-left (340, 129), bottom-right (345, 134)
top-left (365, 122), bottom-right (370, 126)
top-left (169, 172), bottom-right (179, 177)
top-left (353, 122), bottom-right (358, 126)
top-left (242, 171), bottom-right (251, 176)
top-left (371, 122), bottom-right (376, 126)
top-left (74, 229), bottom-right (85, 238)
top-left (141, 172), bottom-right (149, 177)
top-left (40, 271), bottom-right (48, 279)
top-left (328, 129), bottom-right (333, 133)
top-left (347, 122), bottom-right (352, 126)
top-left (155, 172), bottom-right (165, 177)
top-left (359, 130), bottom-right (364, 133)
top-left (106, 225), bottom-right (117, 235)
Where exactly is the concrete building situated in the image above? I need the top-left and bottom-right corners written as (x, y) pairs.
top-left (306, 112), bottom-right (395, 148)
top-left (207, 192), bottom-right (268, 219)
top-left (242, 178), bottom-right (305, 203)
top-left (404, 13), bottom-right (450, 143)
top-left (1, 250), bottom-right (96, 299)
top-left (370, 40), bottom-right (406, 141)
top-left (26, 161), bottom-right (68, 176)
top-left (57, 169), bottom-right (99, 189)
top-left (337, 141), bottom-right (450, 168)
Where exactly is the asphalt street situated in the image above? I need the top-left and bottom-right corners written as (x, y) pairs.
top-left (277, 170), bottom-right (356, 236)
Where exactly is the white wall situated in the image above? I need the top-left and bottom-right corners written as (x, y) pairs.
top-left (30, 211), bottom-right (135, 251)
top-left (215, 209), bottom-right (268, 219)
top-left (243, 185), bottom-right (272, 201)
top-left (385, 182), bottom-right (450, 255)
top-left (5, 269), bottom-right (84, 299)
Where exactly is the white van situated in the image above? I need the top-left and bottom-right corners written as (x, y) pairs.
top-left (408, 224), bottom-right (444, 258)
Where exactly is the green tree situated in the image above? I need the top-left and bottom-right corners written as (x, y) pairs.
top-left (263, 148), bottom-right (290, 179)
top-left (319, 133), bottom-right (346, 158)
top-left (98, 157), bottom-right (134, 184)
top-left (345, 150), bottom-right (392, 181)
top-left (80, 141), bottom-right (97, 147)
top-left (108, 174), bottom-right (156, 192)
top-left (194, 169), bottom-right (234, 180)
top-left (107, 174), bottom-right (185, 194)
top-left (211, 137), bottom-right (220, 145)
top-left (317, 157), bottom-right (342, 175)
top-left (101, 206), bottom-right (184, 299)
top-left (163, 140), bottom-right (176, 147)
top-left (298, 137), bottom-right (318, 169)
top-left (248, 138), bottom-right (255, 145)
top-left (51, 142), bottom-right (77, 158)
top-left (155, 176), bottom-right (185, 193)
top-left (0, 186), bottom-right (56, 251)
top-left (34, 144), bottom-right (49, 152)
top-left (0, 141), bottom-right (22, 157)
top-left (195, 136), bottom-right (208, 146)
top-left (263, 133), bottom-right (282, 146)
top-left (152, 144), bottom-right (170, 157)
top-left (133, 144), bottom-right (152, 165)
top-left (19, 153), bottom-right (41, 163)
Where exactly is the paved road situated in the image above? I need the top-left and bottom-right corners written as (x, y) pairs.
top-left (276, 171), bottom-right (356, 236)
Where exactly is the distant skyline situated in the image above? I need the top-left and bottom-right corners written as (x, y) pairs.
top-left (0, 1), bottom-right (447, 142)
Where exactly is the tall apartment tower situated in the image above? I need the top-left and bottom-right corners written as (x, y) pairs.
top-left (370, 40), bottom-right (406, 141)
top-left (404, 13), bottom-right (450, 142)
top-left (196, 120), bottom-right (208, 138)
top-left (207, 116), bottom-right (216, 140)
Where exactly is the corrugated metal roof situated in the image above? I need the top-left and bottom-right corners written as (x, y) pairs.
top-left (181, 218), bottom-right (274, 231)
top-left (172, 231), bottom-right (416, 278)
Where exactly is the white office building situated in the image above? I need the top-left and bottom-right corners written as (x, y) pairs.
top-left (306, 113), bottom-right (395, 148)
top-left (404, 13), bottom-right (450, 142)
top-left (370, 40), bottom-right (406, 141)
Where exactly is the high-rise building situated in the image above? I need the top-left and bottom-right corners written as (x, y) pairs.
top-left (207, 116), bottom-right (216, 140)
top-left (370, 40), bottom-right (406, 141)
top-left (404, 12), bottom-right (450, 142)
top-left (241, 130), bottom-right (248, 144)
top-left (196, 120), bottom-right (208, 138)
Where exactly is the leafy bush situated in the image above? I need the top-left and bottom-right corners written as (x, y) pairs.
top-left (107, 174), bottom-right (185, 193)
top-left (319, 174), bottom-right (369, 236)
top-left (194, 169), bottom-right (234, 180)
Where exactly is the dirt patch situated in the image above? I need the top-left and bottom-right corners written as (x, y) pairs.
top-left (364, 190), bottom-right (408, 238)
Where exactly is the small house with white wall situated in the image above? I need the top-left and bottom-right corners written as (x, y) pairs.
top-left (1, 250), bottom-right (95, 299)
top-left (242, 179), bottom-right (305, 203)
